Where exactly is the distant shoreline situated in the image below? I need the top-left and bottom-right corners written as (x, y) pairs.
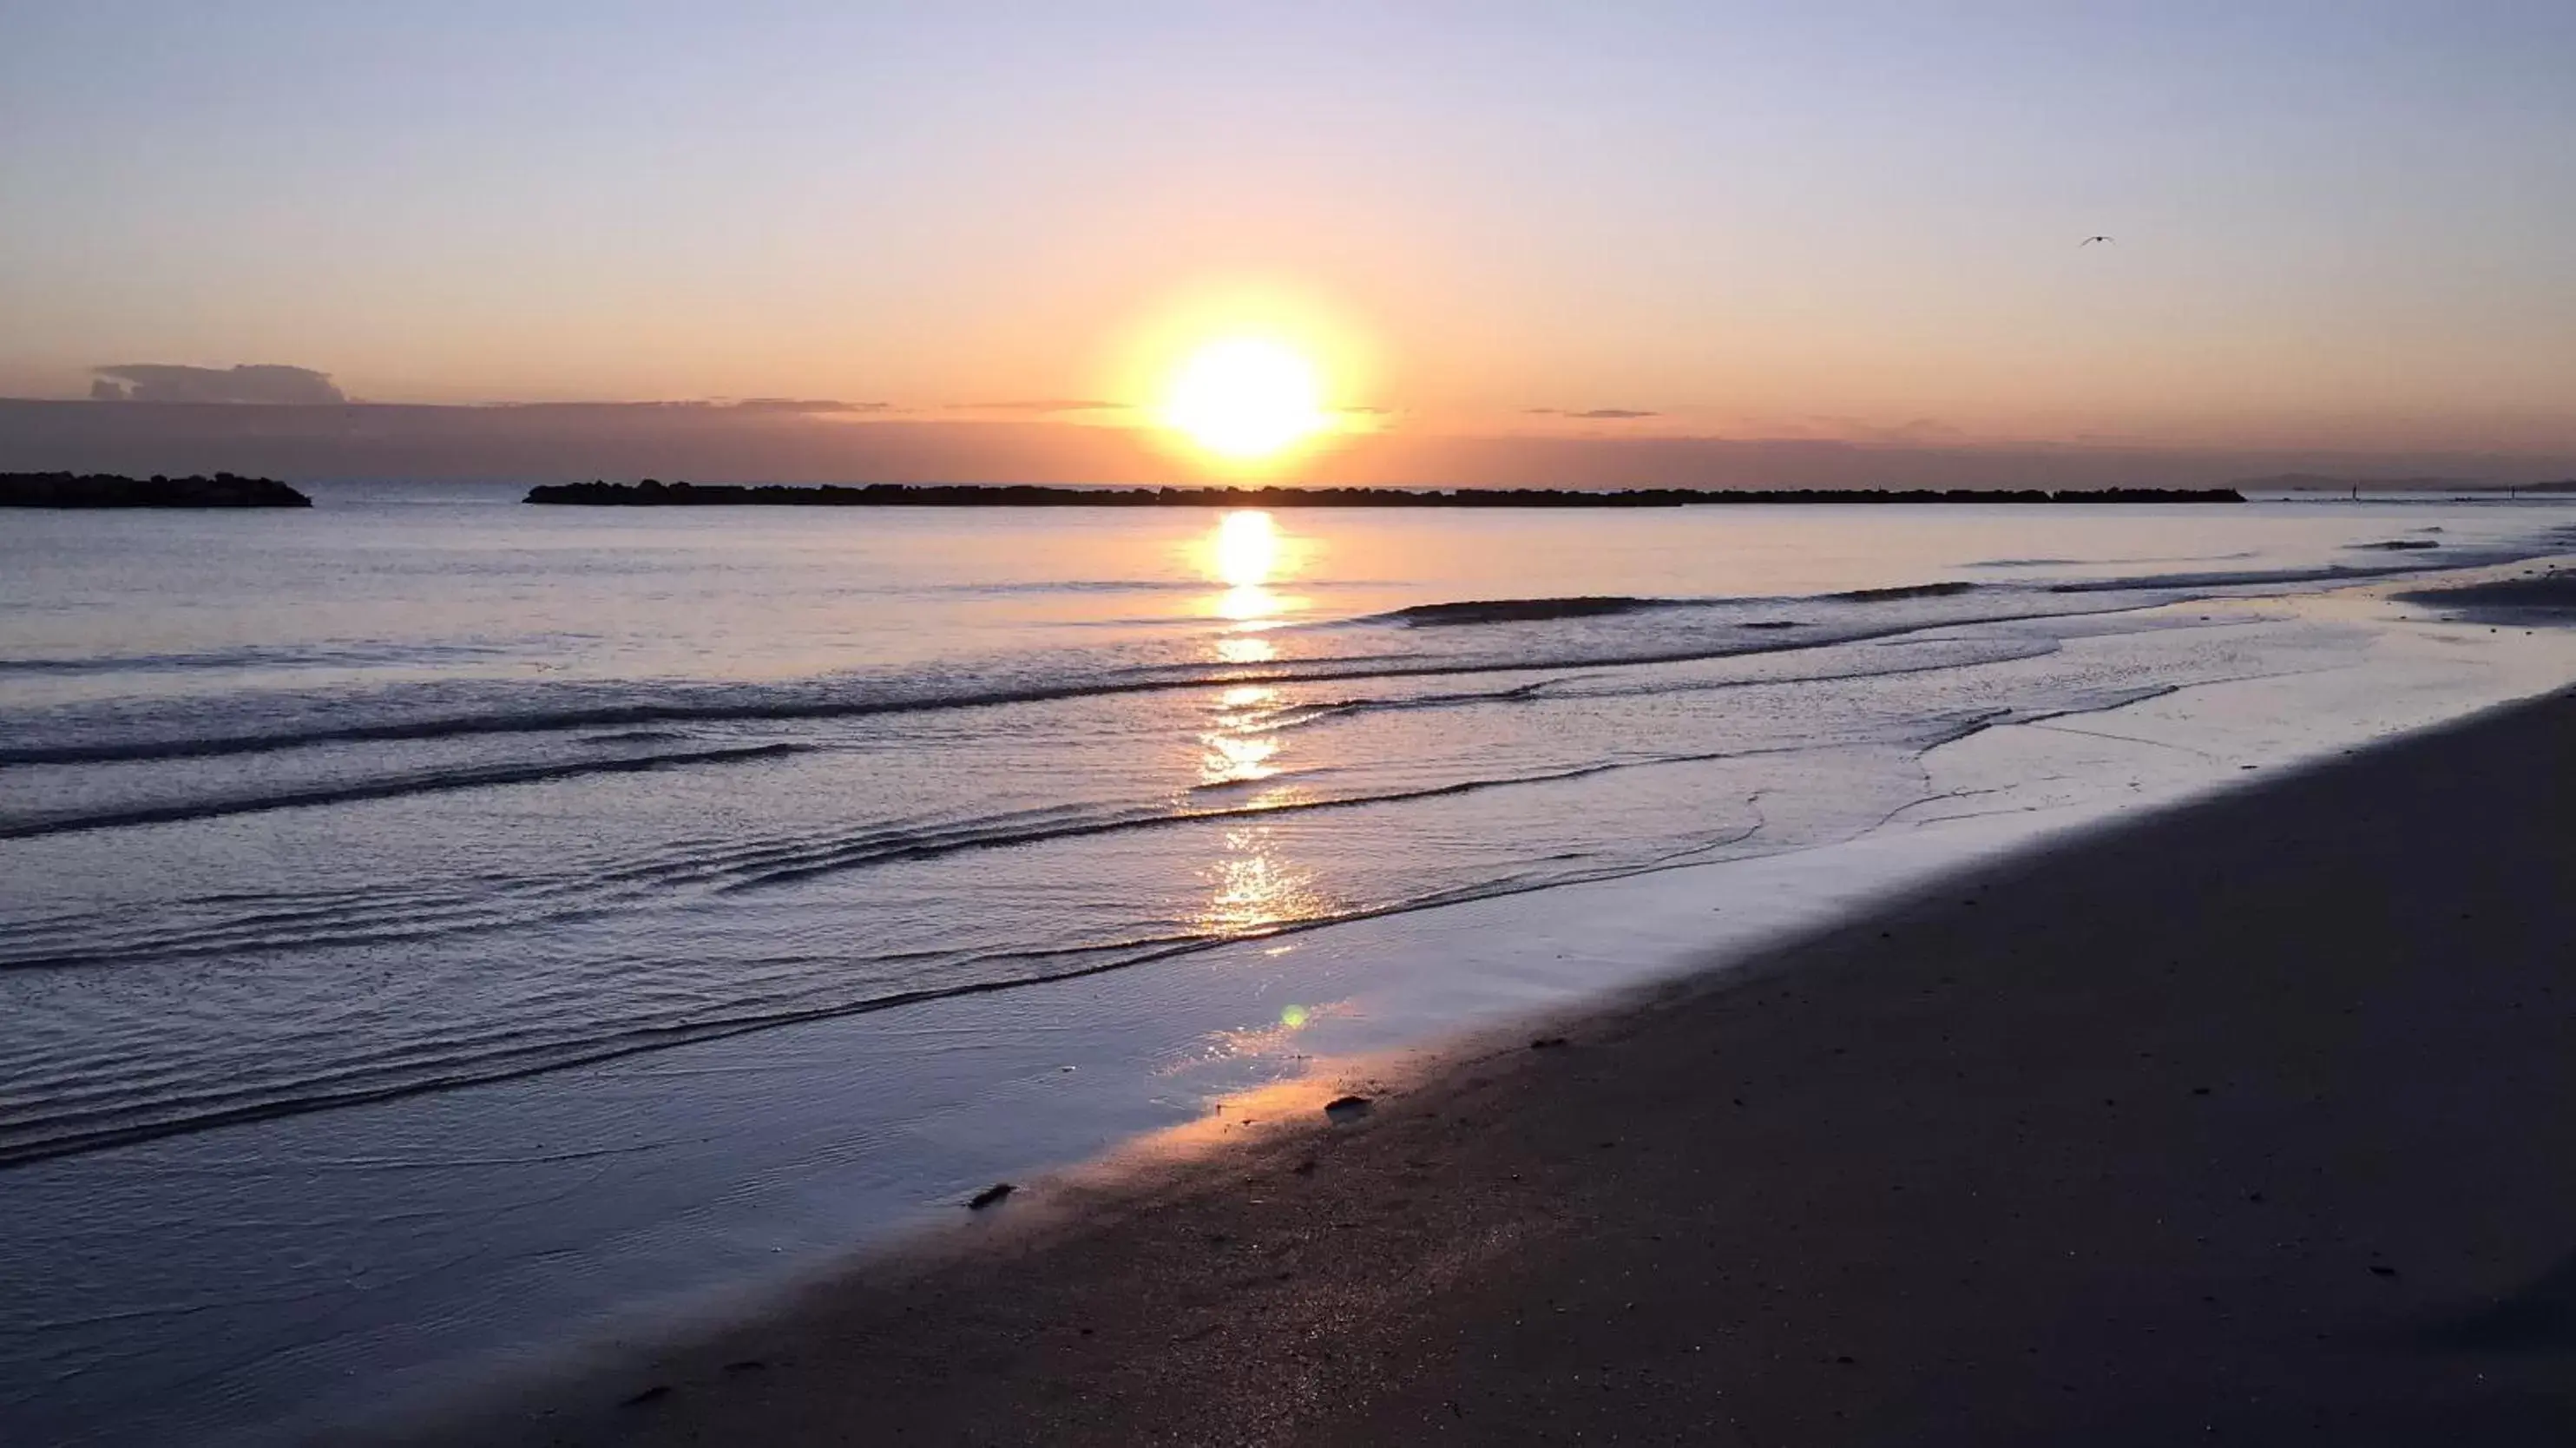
top-left (524, 480), bottom-right (2248, 507)
top-left (0, 472), bottom-right (311, 509)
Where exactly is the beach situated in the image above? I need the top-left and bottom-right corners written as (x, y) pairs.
top-left (413, 685), bottom-right (2576, 1446)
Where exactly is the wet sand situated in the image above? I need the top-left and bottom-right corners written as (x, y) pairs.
top-left (402, 688), bottom-right (2576, 1447)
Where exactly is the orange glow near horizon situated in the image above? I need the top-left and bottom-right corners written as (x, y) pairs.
top-left (1107, 280), bottom-right (1380, 476)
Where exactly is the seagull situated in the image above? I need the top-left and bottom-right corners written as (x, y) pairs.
top-left (2080, 234), bottom-right (2115, 246)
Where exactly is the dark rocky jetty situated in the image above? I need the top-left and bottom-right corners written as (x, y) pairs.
top-left (524, 479), bottom-right (2246, 507)
top-left (0, 472), bottom-right (312, 508)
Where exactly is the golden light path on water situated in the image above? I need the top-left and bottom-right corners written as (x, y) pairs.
top-left (1212, 508), bottom-right (1286, 625)
top-left (1186, 510), bottom-right (1333, 985)
top-left (1200, 684), bottom-right (1281, 786)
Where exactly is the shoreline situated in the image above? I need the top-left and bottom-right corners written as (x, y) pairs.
top-left (394, 682), bottom-right (2576, 1446)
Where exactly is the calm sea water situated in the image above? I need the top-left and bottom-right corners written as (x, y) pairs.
top-left (10, 483), bottom-right (2576, 1443)
top-left (5, 484), bottom-right (2575, 1172)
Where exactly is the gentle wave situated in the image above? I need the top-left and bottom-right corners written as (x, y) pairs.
top-left (0, 747), bottom-right (1812, 1166)
top-left (2039, 531), bottom-right (2576, 596)
top-left (0, 593), bottom-right (2376, 1167)
top-left (1365, 596), bottom-right (1674, 626)
top-left (17, 554), bottom-right (2547, 767)
top-left (1360, 580), bottom-right (1982, 624)
top-left (0, 767), bottom-right (1633, 971)
top-left (0, 606), bottom-right (2047, 767)
top-left (1966, 550), bottom-right (2264, 570)
top-left (936, 577), bottom-right (1206, 596)
top-left (0, 743), bottom-right (804, 840)
top-left (0, 640), bottom-right (2066, 974)
top-left (2, 649), bottom-right (2055, 973)
top-left (0, 642), bottom-right (517, 675)
top-left (2044, 563), bottom-right (2427, 594)
top-left (5, 679), bottom-right (2180, 1166)
top-left (713, 749), bottom-right (1785, 894)
top-left (1824, 581), bottom-right (1979, 602)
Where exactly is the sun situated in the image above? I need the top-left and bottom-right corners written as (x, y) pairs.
top-left (1159, 337), bottom-right (1331, 462)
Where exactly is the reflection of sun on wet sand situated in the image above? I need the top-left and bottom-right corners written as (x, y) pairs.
top-left (1199, 996), bottom-right (1350, 1064)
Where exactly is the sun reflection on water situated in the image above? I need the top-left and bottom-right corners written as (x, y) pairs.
top-left (1181, 510), bottom-right (1338, 938)
top-left (1196, 510), bottom-right (1305, 635)
top-left (1213, 509), bottom-right (1278, 587)
top-left (1199, 729), bottom-right (1280, 787)
top-left (1215, 634), bottom-right (1277, 665)
top-left (1218, 585), bottom-right (1282, 623)
top-left (1199, 684), bottom-right (1286, 787)
top-left (1195, 824), bottom-right (1329, 938)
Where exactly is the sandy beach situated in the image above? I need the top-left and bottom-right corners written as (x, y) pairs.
top-left (398, 684), bottom-right (2576, 1446)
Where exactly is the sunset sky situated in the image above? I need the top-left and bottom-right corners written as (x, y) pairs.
top-left (5, 3), bottom-right (2574, 474)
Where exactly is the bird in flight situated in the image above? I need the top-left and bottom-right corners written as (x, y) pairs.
top-left (2080, 234), bottom-right (2115, 246)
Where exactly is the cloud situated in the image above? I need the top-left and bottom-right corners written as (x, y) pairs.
top-left (92, 364), bottom-right (345, 405)
top-left (730, 398), bottom-right (882, 413)
top-left (478, 398), bottom-right (886, 416)
top-left (954, 399), bottom-right (1128, 414)
top-left (1524, 407), bottom-right (1659, 419)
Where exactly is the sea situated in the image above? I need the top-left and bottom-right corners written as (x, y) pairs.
top-left (7, 482), bottom-right (2576, 1443)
